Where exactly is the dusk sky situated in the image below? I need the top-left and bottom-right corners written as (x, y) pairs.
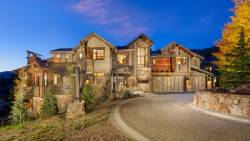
top-left (0, 0), bottom-right (234, 72)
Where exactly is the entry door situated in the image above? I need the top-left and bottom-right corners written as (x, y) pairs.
top-left (114, 76), bottom-right (125, 91)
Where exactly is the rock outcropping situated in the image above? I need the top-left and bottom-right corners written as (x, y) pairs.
top-left (66, 101), bottom-right (85, 119)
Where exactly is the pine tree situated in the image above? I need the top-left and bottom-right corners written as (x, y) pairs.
top-left (41, 87), bottom-right (58, 118)
top-left (9, 93), bottom-right (29, 125)
top-left (9, 70), bottom-right (29, 125)
top-left (81, 84), bottom-right (94, 108)
top-left (214, 1), bottom-right (250, 87)
top-left (228, 29), bottom-right (250, 86)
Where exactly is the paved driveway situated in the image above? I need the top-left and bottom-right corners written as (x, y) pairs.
top-left (119, 94), bottom-right (250, 141)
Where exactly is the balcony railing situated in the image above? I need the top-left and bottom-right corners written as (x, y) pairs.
top-left (137, 68), bottom-right (151, 80)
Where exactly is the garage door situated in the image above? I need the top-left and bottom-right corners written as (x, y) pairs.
top-left (191, 76), bottom-right (206, 91)
top-left (152, 76), bottom-right (185, 92)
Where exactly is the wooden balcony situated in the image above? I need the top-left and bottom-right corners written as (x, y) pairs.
top-left (137, 68), bottom-right (151, 80)
top-left (112, 64), bottom-right (133, 75)
top-left (151, 57), bottom-right (175, 72)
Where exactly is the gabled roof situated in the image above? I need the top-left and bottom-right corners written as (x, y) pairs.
top-left (74, 32), bottom-right (116, 51)
top-left (50, 48), bottom-right (73, 52)
top-left (47, 62), bottom-right (75, 75)
top-left (127, 34), bottom-right (153, 47)
top-left (161, 41), bottom-right (204, 59)
top-left (14, 61), bottom-right (48, 72)
top-left (191, 66), bottom-right (214, 76)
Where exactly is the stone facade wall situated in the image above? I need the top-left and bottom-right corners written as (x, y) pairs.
top-left (32, 94), bottom-right (73, 117)
top-left (193, 91), bottom-right (250, 118)
top-left (63, 77), bottom-right (74, 95)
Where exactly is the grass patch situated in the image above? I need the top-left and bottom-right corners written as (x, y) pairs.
top-left (0, 99), bottom-right (127, 141)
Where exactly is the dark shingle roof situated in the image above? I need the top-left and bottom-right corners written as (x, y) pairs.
top-left (116, 46), bottom-right (128, 50)
top-left (48, 62), bottom-right (75, 75)
top-left (51, 48), bottom-right (73, 52)
top-left (151, 50), bottom-right (161, 56)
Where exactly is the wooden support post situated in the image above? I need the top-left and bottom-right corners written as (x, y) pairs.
top-left (75, 67), bottom-right (80, 101)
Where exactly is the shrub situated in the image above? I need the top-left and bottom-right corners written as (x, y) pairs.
top-left (41, 87), bottom-right (58, 118)
top-left (81, 84), bottom-right (94, 106)
top-left (102, 79), bottom-right (112, 99)
top-left (9, 92), bottom-right (29, 125)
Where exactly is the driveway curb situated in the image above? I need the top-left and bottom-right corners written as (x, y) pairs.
top-left (109, 98), bottom-right (149, 141)
top-left (191, 104), bottom-right (250, 124)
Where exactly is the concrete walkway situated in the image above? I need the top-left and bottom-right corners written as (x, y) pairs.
top-left (110, 99), bottom-right (149, 141)
top-left (112, 94), bottom-right (250, 141)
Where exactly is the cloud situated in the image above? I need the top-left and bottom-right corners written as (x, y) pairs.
top-left (70, 0), bottom-right (148, 36)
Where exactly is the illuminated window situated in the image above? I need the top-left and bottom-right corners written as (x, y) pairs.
top-left (56, 54), bottom-right (60, 58)
top-left (65, 54), bottom-right (69, 59)
top-left (93, 49), bottom-right (105, 60)
top-left (176, 57), bottom-right (186, 65)
top-left (94, 72), bottom-right (105, 77)
top-left (24, 73), bottom-right (27, 87)
top-left (54, 75), bottom-right (58, 85)
top-left (44, 73), bottom-right (48, 87)
top-left (152, 59), bottom-right (156, 65)
top-left (137, 47), bottom-right (148, 68)
top-left (79, 53), bottom-right (83, 60)
top-left (93, 72), bottom-right (105, 83)
top-left (117, 54), bottom-right (127, 64)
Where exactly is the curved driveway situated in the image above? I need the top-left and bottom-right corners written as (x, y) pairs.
top-left (119, 94), bottom-right (250, 141)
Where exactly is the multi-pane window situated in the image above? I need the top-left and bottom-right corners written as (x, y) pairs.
top-left (152, 58), bottom-right (156, 65)
top-left (93, 72), bottom-right (105, 83)
top-left (79, 53), bottom-right (83, 60)
top-left (137, 47), bottom-right (148, 68)
top-left (117, 53), bottom-right (128, 64)
top-left (176, 57), bottom-right (186, 65)
top-left (93, 49), bottom-right (105, 60)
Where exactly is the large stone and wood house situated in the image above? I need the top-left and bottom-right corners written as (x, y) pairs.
top-left (15, 32), bottom-right (214, 116)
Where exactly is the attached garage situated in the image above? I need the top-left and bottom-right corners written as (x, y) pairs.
top-left (190, 75), bottom-right (207, 91)
top-left (152, 76), bottom-right (185, 92)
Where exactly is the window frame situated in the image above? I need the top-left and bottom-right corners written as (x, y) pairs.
top-left (137, 47), bottom-right (148, 68)
top-left (117, 53), bottom-right (129, 65)
top-left (93, 48), bottom-right (105, 60)
top-left (93, 72), bottom-right (105, 83)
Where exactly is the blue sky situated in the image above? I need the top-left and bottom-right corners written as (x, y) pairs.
top-left (0, 0), bottom-right (233, 71)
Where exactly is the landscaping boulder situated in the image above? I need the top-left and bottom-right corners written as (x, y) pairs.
top-left (66, 101), bottom-right (85, 119)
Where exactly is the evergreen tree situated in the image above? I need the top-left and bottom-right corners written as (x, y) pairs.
top-left (9, 70), bottom-right (29, 125)
top-left (214, 1), bottom-right (250, 87)
top-left (81, 84), bottom-right (94, 107)
top-left (228, 29), bottom-right (250, 86)
top-left (41, 87), bottom-right (58, 118)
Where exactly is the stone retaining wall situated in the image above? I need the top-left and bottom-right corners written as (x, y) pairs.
top-left (193, 91), bottom-right (250, 118)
